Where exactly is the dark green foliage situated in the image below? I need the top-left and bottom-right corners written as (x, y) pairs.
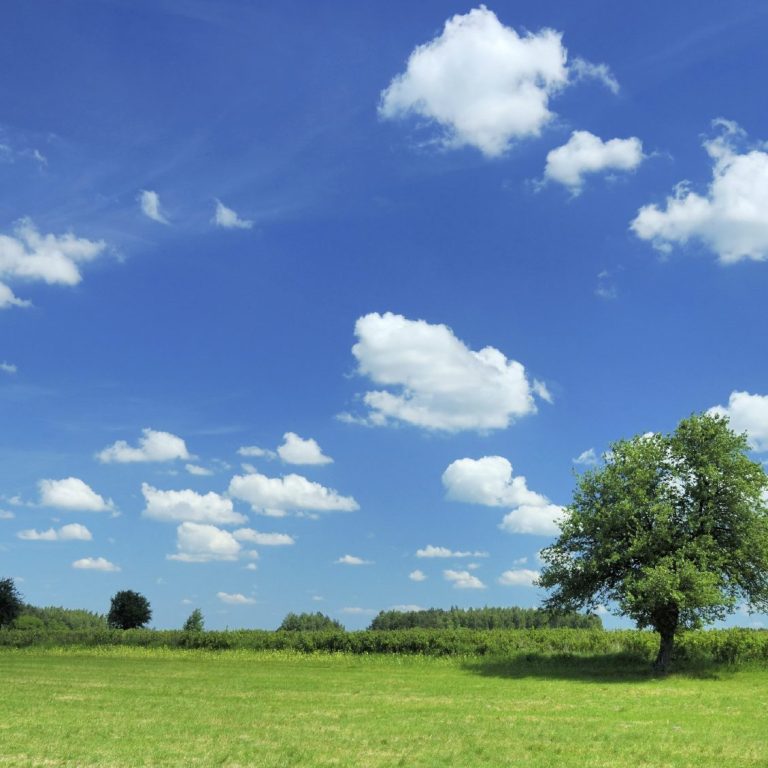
top-left (1, 626), bottom-right (767, 665)
top-left (539, 413), bottom-right (768, 672)
top-left (107, 590), bottom-right (152, 630)
top-left (278, 612), bottom-right (344, 631)
top-left (369, 606), bottom-right (602, 631)
top-left (15, 605), bottom-right (107, 631)
top-left (0, 578), bottom-right (23, 628)
top-left (183, 609), bottom-right (204, 633)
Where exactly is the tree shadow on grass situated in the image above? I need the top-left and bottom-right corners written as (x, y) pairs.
top-left (462, 653), bottom-right (728, 684)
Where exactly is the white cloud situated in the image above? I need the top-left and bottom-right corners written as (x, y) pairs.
top-left (18, 523), bottom-right (92, 542)
top-left (379, 7), bottom-right (574, 157)
top-left (213, 200), bottom-right (253, 230)
top-left (573, 448), bottom-right (598, 466)
top-left (244, 563), bottom-right (258, 571)
top-left (570, 58), bottom-right (620, 94)
top-left (237, 445), bottom-right (277, 459)
top-left (0, 219), bottom-right (107, 308)
top-left (335, 554), bottom-right (373, 565)
top-left (38, 477), bottom-right (113, 512)
top-left (229, 471), bottom-right (359, 516)
top-left (141, 483), bottom-right (246, 525)
top-left (217, 592), bottom-right (256, 605)
top-left (443, 569), bottom-right (486, 589)
top-left (168, 522), bottom-right (242, 563)
top-left (498, 568), bottom-right (540, 586)
top-left (409, 569), bottom-right (427, 582)
top-left (443, 455), bottom-right (564, 535)
top-left (0, 362), bottom-right (17, 374)
top-left (72, 556), bottom-right (120, 572)
top-left (0, 510), bottom-right (14, 520)
top-left (544, 131), bottom-right (643, 192)
top-left (185, 464), bottom-right (213, 476)
top-left (0, 283), bottom-right (29, 309)
top-left (348, 312), bottom-right (544, 432)
top-left (340, 607), bottom-right (377, 615)
top-left (277, 432), bottom-right (333, 465)
top-left (232, 528), bottom-right (295, 546)
top-left (632, 121), bottom-right (768, 263)
top-left (708, 391), bottom-right (768, 452)
top-left (138, 190), bottom-right (169, 224)
top-left (415, 545), bottom-right (488, 559)
top-left (98, 428), bottom-right (190, 463)
top-left (390, 604), bottom-right (424, 612)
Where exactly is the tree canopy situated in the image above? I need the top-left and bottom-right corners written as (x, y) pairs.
top-left (0, 577), bottom-right (23, 628)
top-left (538, 413), bottom-right (768, 672)
top-left (107, 590), bottom-right (152, 630)
top-left (369, 606), bottom-right (602, 631)
top-left (278, 612), bottom-right (344, 631)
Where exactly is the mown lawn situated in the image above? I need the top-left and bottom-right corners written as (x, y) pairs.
top-left (1, 648), bottom-right (766, 767)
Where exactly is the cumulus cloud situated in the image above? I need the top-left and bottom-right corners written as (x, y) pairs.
top-left (0, 218), bottom-right (107, 308)
top-left (379, 7), bottom-right (578, 157)
top-left (168, 521), bottom-right (242, 563)
top-left (708, 391), bottom-right (768, 452)
top-left (498, 568), bottom-right (540, 586)
top-left (141, 483), bottom-right (246, 525)
top-left (72, 556), bottom-right (120, 572)
top-left (217, 592), bottom-right (256, 605)
top-left (38, 477), bottom-right (113, 512)
top-left (237, 445), bottom-right (277, 459)
top-left (138, 190), bottom-right (169, 224)
top-left (98, 428), bottom-right (190, 463)
top-left (335, 554), bottom-right (373, 565)
top-left (544, 131), bottom-right (643, 192)
top-left (0, 510), bottom-right (15, 519)
top-left (340, 607), bottom-right (376, 615)
top-left (347, 312), bottom-right (544, 432)
top-left (573, 448), bottom-right (598, 466)
top-left (232, 528), bottom-right (295, 546)
top-left (632, 121), bottom-right (768, 263)
top-left (229, 471), bottom-right (359, 517)
top-left (444, 569), bottom-right (485, 589)
top-left (443, 455), bottom-right (563, 535)
top-left (409, 569), bottom-right (427, 582)
top-left (1, 362), bottom-right (17, 374)
top-left (185, 464), bottom-right (213, 476)
top-left (18, 523), bottom-right (92, 541)
top-left (276, 432), bottom-right (333, 465)
top-left (415, 545), bottom-right (489, 559)
top-left (213, 200), bottom-right (253, 230)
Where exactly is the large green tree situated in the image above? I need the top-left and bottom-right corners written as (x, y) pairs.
top-left (538, 414), bottom-right (768, 672)
top-left (107, 590), bottom-right (152, 630)
top-left (0, 577), bottom-right (23, 628)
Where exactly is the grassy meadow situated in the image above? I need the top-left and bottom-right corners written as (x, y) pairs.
top-left (1, 647), bottom-right (767, 767)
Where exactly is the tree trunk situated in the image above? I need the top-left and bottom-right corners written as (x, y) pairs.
top-left (653, 628), bottom-right (675, 674)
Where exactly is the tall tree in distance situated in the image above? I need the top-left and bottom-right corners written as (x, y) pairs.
top-left (539, 414), bottom-right (768, 672)
top-left (0, 577), bottom-right (23, 628)
top-left (107, 590), bottom-right (152, 630)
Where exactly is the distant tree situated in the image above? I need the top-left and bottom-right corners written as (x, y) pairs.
top-left (17, 605), bottom-right (107, 631)
top-left (539, 414), bottom-right (768, 673)
top-left (107, 590), bottom-right (152, 630)
top-left (183, 608), bottom-right (205, 632)
top-left (0, 578), bottom-right (24, 628)
top-left (368, 606), bottom-right (601, 631)
top-left (278, 612), bottom-right (344, 631)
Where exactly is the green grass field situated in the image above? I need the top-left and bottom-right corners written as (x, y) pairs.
top-left (1, 648), bottom-right (767, 767)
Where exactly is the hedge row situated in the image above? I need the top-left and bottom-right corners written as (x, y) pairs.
top-left (1, 627), bottom-right (767, 662)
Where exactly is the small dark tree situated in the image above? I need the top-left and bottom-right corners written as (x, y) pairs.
top-left (0, 577), bottom-right (23, 628)
top-left (278, 612), bottom-right (344, 631)
top-left (539, 414), bottom-right (768, 673)
top-left (107, 590), bottom-right (152, 630)
top-left (183, 608), bottom-right (204, 632)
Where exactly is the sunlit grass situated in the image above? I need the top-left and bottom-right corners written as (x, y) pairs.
top-left (1, 647), bottom-right (766, 766)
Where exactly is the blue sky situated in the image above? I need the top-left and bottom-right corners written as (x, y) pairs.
top-left (2, 0), bottom-right (768, 629)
